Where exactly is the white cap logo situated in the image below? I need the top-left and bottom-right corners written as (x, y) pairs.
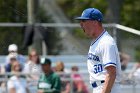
top-left (81, 11), bottom-right (85, 17)
top-left (8, 44), bottom-right (18, 52)
top-left (41, 58), bottom-right (45, 64)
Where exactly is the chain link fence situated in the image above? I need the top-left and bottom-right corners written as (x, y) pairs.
top-left (0, 71), bottom-right (140, 93)
top-left (0, 23), bottom-right (140, 60)
top-left (0, 55), bottom-right (140, 93)
top-left (0, 23), bottom-right (140, 93)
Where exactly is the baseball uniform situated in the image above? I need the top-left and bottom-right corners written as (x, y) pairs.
top-left (75, 7), bottom-right (122, 93)
top-left (87, 31), bottom-right (122, 93)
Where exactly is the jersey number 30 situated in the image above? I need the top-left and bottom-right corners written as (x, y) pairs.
top-left (94, 64), bottom-right (103, 74)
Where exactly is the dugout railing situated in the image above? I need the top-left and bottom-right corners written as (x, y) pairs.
top-left (0, 23), bottom-right (140, 93)
top-left (0, 71), bottom-right (140, 93)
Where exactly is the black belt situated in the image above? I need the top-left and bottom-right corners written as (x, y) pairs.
top-left (92, 80), bottom-right (105, 88)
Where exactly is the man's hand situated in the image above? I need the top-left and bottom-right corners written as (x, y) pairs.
top-left (38, 89), bottom-right (44, 93)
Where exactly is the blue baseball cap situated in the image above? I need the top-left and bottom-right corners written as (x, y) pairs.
top-left (75, 8), bottom-right (103, 22)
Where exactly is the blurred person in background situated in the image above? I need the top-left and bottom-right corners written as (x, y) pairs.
top-left (55, 61), bottom-right (70, 73)
top-left (7, 60), bottom-right (29, 93)
top-left (23, 49), bottom-right (42, 80)
top-left (0, 64), bottom-right (5, 74)
top-left (55, 61), bottom-right (71, 93)
top-left (119, 52), bottom-right (130, 71)
top-left (71, 66), bottom-right (89, 93)
top-left (0, 56), bottom-right (18, 93)
top-left (0, 64), bottom-right (6, 93)
top-left (5, 55), bottom-right (17, 72)
top-left (129, 60), bottom-right (140, 80)
top-left (5, 44), bottom-right (26, 68)
top-left (38, 58), bottom-right (61, 93)
top-left (2, 55), bottom-right (22, 91)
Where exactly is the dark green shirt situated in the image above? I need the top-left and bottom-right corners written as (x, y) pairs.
top-left (38, 72), bottom-right (61, 93)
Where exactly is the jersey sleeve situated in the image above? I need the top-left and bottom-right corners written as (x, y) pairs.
top-left (101, 43), bottom-right (118, 68)
top-left (37, 74), bottom-right (43, 90)
top-left (52, 75), bottom-right (61, 93)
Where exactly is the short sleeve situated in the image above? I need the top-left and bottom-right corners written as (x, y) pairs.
top-left (37, 74), bottom-right (45, 89)
top-left (101, 43), bottom-right (117, 68)
top-left (52, 75), bottom-right (61, 92)
top-left (7, 80), bottom-right (15, 89)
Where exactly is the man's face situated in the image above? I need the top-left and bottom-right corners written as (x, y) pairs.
top-left (41, 64), bottom-right (51, 74)
top-left (12, 61), bottom-right (21, 72)
top-left (80, 20), bottom-right (96, 38)
top-left (29, 51), bottom-right (38, 63)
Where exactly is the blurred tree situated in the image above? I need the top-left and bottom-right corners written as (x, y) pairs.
top-left (57, 0), bottom-right (107, 22)
top-left (57, 0), bottom-right (140, 60)
top-left (0, 0), bottom-right (62, 55)
top-left (135, 46), bottom-right (140, 61)
top-left (121, 0), bottom-right (140, 30)
top-left (57, 0), bottom-right (140, 30)
top-left (57, 0), bottom-right (107, 39)
top-left (0, 0), bottom-right (27, 55)
top-left (105, 0), bottom-right (124, 23)
top-left (0, 0), bottom-right (27, 22)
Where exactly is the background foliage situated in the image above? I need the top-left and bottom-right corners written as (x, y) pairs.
top-left (56, 0), bottom-right (140, 60)
top-left (0, 0), bottom-right (27, 55)
top-left (0, 0), bottom-right (140, 56)
top-left (0, 0), bottom-right (61, 55)
top-left (57, 0), bottom-right (107, 22)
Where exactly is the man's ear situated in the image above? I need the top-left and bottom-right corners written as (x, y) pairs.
top-left (90, 20), bottom-right (96, 25)
top-left (94, 20), bottom-right (99, 25)
top-left (94, 21), bottom-right (101, 27)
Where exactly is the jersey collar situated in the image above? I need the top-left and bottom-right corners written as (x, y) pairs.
top-left (90, 30), bottom-right (106, 46)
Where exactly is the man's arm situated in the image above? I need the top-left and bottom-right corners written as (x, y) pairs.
top-left (52, 76), bottom-right (61, 93)
top-left (9, 88), bottom-right (16, 93)
top-left (102, 66), bottom-right (116, 93)
top-left (38, 90), bottom-right (44, 93)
